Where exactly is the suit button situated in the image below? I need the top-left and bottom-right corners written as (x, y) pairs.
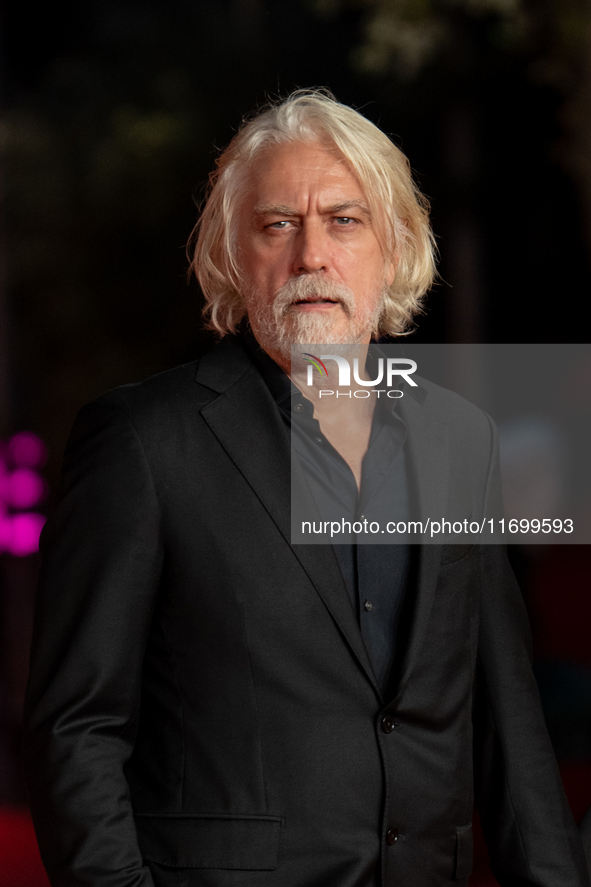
top-left (381, 715), bottom-right (394, 734)
top-left (293, 403), bottom-right (304, 413)
top-left (386, 827), bottom-right (399, 845)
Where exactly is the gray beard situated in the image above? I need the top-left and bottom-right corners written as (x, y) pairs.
top-left (248, 275), bottom-right (386, 360)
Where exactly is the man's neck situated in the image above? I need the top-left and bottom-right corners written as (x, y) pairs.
top-left (289, 343), bottom-right (376, 491)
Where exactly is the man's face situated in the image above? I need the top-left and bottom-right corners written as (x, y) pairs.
top-left (236, 140), bottom-right (394, 363)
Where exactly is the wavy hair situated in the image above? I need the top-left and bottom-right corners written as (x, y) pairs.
top-left (188, 89), bottom-right (437, 337)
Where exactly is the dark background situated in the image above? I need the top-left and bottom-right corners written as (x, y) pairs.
top-left (1, 1), bottom-right (591, 883)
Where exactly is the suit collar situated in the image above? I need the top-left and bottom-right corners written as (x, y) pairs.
top-left (194, 334), bottom-right (255, 393)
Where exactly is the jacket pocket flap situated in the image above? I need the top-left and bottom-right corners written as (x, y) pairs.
top-left (454, 824), bottom-right (473, 880)
top-left (135, 813), bottom-right (282, 870)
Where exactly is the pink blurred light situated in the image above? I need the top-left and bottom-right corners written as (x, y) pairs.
top-left (5, 468), bottom-right (46, 509)
top-left (8, 431), bottom-right (47, 469)
top-left (0, 433), bottom-right (48, 555)
top-left (0, 465), bottom-right (8, 501)
top-left (9, 513), bottom-right (46, 556)
top-left (0, 516), bottom-right (12, 553)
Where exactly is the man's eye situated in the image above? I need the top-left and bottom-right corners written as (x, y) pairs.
top-left (335, 216), bottom-right (356, 225)
top-left (267, 220), bottom-right (290, 229)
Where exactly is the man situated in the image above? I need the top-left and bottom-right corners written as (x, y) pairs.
top-left (23, 90), bottom-right (589, 887)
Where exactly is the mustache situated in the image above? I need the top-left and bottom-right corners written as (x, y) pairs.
top-left (272, 276), bottom-right (355, 319)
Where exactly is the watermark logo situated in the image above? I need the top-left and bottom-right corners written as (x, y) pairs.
top-left (302, 353), bottom-right (329, 384)
top-left (303, 354), bottom-right (418, 388)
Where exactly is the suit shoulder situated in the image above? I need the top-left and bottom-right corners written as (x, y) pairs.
top-left (86, 335), bottom-right (252, 425)
top-left (85, 360), bottom-right (205, 424)
top-left (59, 361), bottom-right (212, 458)
top-left (72, 336), bottom-right (254, 444)
top-left (414, 375), bottom-right (496, 441)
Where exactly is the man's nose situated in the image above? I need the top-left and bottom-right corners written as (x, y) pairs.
top-left (292, 219), bottom-right (330, 275)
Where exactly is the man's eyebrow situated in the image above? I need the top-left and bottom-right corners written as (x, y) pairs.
top-left (253, 204), bottom-right (299, 217)
top-left (324, 200), bottom-right (371, 217)
top-left (253, 200), bottom-right (372, 217)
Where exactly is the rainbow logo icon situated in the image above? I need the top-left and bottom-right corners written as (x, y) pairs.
top-left (302, 353), bottom-right (329, 377)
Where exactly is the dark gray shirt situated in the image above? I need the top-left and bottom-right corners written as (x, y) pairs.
top-left (243, 335), bottom-right (413, 695)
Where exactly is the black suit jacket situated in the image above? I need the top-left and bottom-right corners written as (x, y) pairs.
top-left (23, 335), bottom-right (590, 887)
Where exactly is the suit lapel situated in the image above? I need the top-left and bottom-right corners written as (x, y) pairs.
top-left (195, 338), bottom-right (381, 698)
top-left (393, 388), bottom-right (448, 701)
top-left (399, 388), bottom-right (449, 526)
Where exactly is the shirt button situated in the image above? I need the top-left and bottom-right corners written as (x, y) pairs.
top-left (381, 715), bottom-right (394, 734)
top-left (313, 437), bottom-right (323, 444)
top-left (293, 403), bottom-right (304, 413)
top-left (386, 827), bottom-right (399, 845)
top-left (364, 600), bottom-right (373, 612)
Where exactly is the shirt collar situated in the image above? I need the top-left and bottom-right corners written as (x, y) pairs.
top-left (240, 329), bottom-right (294, 406)
top-left (241, 331), bottom-right (413, 418)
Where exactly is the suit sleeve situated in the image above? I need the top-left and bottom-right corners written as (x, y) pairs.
top-left (472, 422), bottom-right (589, 886)
top-left (23, 400), bottom-right (163, 887)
